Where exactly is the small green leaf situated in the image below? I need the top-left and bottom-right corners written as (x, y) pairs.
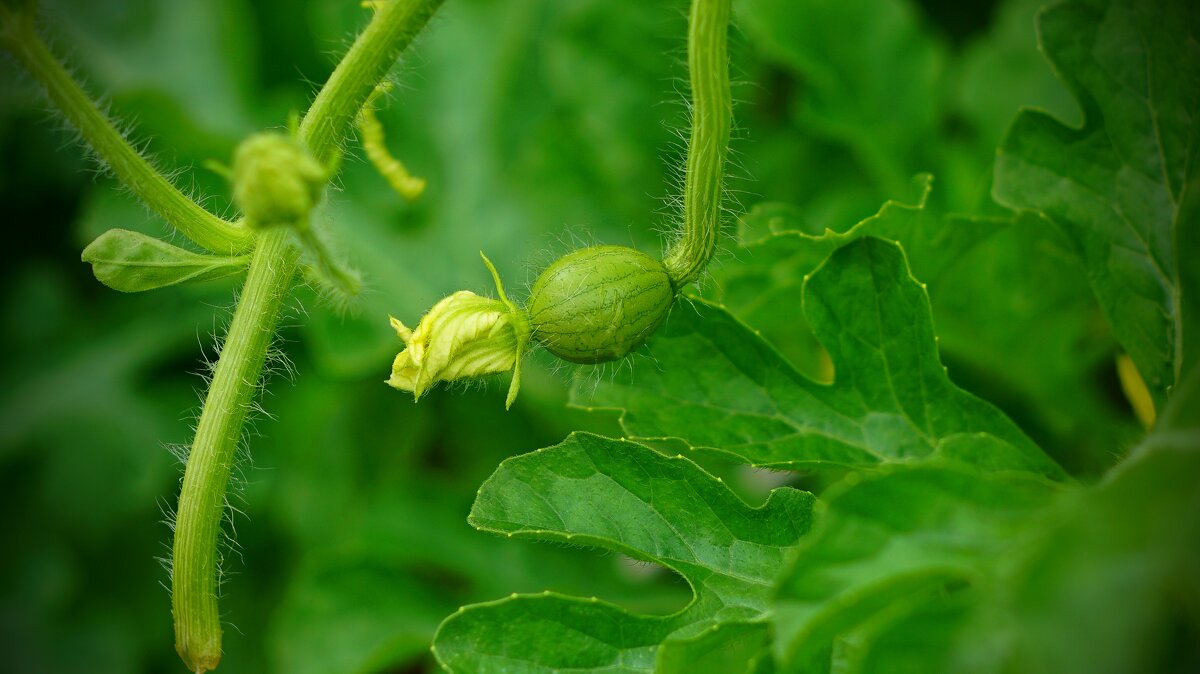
top-left (993, 0), bottom-right (1200, 409)
top-left (81, 229), bottom-right (249, 292)
top-left (578, 237), bottom-right (1066, 480)
top-left (433, 432), bottom-right (814, 673)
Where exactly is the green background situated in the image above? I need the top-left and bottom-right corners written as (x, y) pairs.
top-left (0, 0), bottom-right (1146, 671)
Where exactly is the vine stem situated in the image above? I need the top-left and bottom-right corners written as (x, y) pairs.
top-left (299, 0), bottom-right (443, 168)
top-left (0, 8), bottom-right (252, 254)
top-left (168, 0), bottom-right (443, 670)
top-left (0, 2), bottom-right (447, 667)
top-left (171, 228), bottom-right (297, 673)
top-left (662, 0), bottom-right (732, 289)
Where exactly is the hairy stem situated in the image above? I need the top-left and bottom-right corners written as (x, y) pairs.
top-left (295, 224), bottom-right (363, 299)
top-left (170, 228), bottom-right (296, 673)
top-left (0, 9), bottom-right (252, 254)
top-left (170, 0), bottom-right (444, 670)
top-left (299, 0), bottom-right (443, 167)
top-left (662, 0), bottom-right (732, 288)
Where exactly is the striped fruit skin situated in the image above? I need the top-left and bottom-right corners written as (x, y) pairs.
top-left (529, 246), bottom-right (675, 364)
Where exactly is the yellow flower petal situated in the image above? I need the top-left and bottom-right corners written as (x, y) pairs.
top-left (389, 315), bottom-right (412, 342)
top-left (387, 289), bottom-right (527, 403)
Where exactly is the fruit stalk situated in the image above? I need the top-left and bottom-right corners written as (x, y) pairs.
top-left (662, 0), bottom-right (732, 288)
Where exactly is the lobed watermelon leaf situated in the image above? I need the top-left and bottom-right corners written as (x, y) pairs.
top-left (993, 0), bottom-right (1200, 411)
top-left (576, 237), bottom-right (1066, 480)
top-left (433, 432), bottom-right (813, 673)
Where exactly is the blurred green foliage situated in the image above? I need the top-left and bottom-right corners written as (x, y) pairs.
top-left (0, 0), bottom-right (1162, 672)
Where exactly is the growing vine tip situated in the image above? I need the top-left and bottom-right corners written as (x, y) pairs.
top-left (231, 132), bottom-right (327, 229)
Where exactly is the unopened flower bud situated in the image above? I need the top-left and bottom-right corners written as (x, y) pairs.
top-left (387, 253), bottom-right (530, 408)
top-left (231, 133), bottom-right (326, 229)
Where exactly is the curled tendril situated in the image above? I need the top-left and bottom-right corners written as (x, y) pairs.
top-left (358, 83), bottom-right (427, 201)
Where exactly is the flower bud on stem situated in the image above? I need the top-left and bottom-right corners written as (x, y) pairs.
top-left (230, 132), bottom-right (362, 301)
